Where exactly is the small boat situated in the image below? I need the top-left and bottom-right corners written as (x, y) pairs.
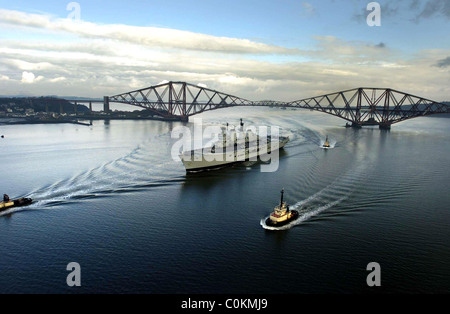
top-left (323, 136), bottom-right (330, 148)
top-left (0, 196), bottom-right (33, 212)
top-left (265, 189), bottom-right (299, 227)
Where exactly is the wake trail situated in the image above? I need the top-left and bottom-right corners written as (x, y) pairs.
top-left (1, 136), bottom-right (183, 216)
top-left (261, 139), bottom-right (375, 230)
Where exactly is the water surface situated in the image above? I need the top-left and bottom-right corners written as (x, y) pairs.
top-left (0, 108), bottom-right (449, 293)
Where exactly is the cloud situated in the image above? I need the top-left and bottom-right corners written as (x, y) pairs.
top-left (0, 9), bottom-right (300, 55)
top-left (8, 59), bottom-right (55, 71)
top-left (409, 0), bottom-right (421, 10)
top-left (351, 0), bottom-right (450, 23)
top-left (49, 76), bottom-right (67, 83)
top-left (435, 56), bottom-right (450, 67)
top-left (21, 71), bottom-right (44, 83)
top-left (374, 42), bottom-right (386, 49)
top-left (309, 36), bottom-right (392, 63)
top-left (0, 33), bottom-right (447, 100)
top-left (415, 0), bottom-right (450, 21)
top-left (21, 71), bottom-right (36, 83)
top-left (301, 2), bottom-right (316, 16)
top-left (0, 9), bottom-right (448, 101)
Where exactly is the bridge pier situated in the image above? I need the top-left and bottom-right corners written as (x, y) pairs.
top-left (379, 123), bottom-right (391, 130)
top-left (103, 96), bottom-right (110, 113)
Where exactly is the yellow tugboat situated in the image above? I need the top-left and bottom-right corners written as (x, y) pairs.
top-left (265, 189), bottom-right (299, 227)
top-left (0, 194), bottom-right (32, 213)
top-left (323, 135), bottom-right (330, 148)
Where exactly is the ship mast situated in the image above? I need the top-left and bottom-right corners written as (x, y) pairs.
top-left (280, 189), bottom-right (284, 209)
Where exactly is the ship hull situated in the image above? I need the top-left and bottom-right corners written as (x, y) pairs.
top-left (180, 137), bottom-right (289, 172)
top-left (265, 210), bottom-right (299, 227)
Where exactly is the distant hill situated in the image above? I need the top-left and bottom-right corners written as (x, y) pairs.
top-left (58, 96), bottom-right (104, 102)
top-left (0, 97), bottom-right (89, 113)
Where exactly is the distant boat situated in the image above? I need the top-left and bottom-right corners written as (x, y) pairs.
top-left (323, 136), bottom-right (330, 148)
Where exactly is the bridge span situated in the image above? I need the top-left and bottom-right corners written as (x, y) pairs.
top-left (74, 81), bottom-right (449, 129)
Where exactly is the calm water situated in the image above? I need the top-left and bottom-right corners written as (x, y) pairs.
top-left (0, 108), bottom-right (449, 294)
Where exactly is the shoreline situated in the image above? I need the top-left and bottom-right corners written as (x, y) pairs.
top-left (0, 116), bottom-right (187, 126)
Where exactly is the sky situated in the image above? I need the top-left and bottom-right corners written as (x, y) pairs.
top-left (0, 0), bottom-right (449, 101)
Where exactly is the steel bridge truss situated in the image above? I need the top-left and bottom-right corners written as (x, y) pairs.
top-left (109, 81), bottom-right (252, 121)
top-left (288, 88), bottom-right (449, 128)
top-left (107, 82), bottom-right (449, 127)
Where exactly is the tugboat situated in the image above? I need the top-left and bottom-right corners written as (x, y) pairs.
top-left (265, 189), bottom-right (299, 227)
top-left (322, 135), bottom-right (330, 148)
top-left (0, 194), bottom-right (32, 213)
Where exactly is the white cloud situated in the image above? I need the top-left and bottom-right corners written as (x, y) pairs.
top-left (9, 59), bottom-right (55, 71)
top-left (0, 9), bottom-right (448, 101)
top-left (0, 9), bottom-right (299, 55)
top-left (49, 76), bottom-right (66, 83)
top-left (322, 69), bottom-right (358, 76)
top-left (21, 71), bottom-right (35, 83)
top-left (21, 71), bottom-right (44, 84)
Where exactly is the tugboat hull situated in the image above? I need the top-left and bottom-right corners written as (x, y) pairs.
top-left (0, 198), bottom-right (33, 212)
top-left (265, 210), bottom-right (299, 228)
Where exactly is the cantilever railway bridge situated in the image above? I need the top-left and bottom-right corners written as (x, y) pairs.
top-left (98, 81), bottom-right (449, 129)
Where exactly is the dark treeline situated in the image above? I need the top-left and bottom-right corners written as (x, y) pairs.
top-left (0, 97), bottom-right (89, 114)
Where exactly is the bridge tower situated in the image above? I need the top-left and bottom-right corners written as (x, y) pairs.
top-left (103, 96), bottom-right (110, 113)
